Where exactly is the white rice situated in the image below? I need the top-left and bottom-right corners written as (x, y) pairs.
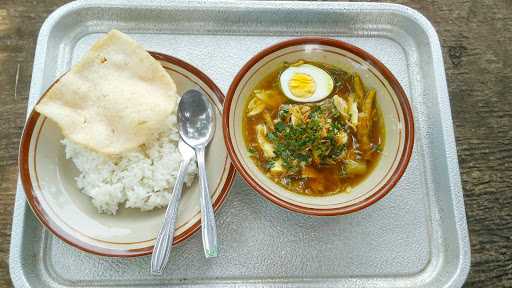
top-left (62, 114), bottom-right (197, 215)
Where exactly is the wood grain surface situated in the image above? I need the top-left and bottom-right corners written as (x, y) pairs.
top-left (0, 0), bottom-right (510, 287)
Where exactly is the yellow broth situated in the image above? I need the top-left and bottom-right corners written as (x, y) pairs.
top-left (243, 62), bottom-right (385, 196)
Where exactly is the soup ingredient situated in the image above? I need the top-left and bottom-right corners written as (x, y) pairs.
top-left (63, 115), bottom-right (197, 215)
top-left (266, 100), bottom-right (350, 171)
top-left (344, 159), bottom-right (368, 175)
top-left (256, 124), bottom-right (275, 158)
top-left (279, 64), bottom-right (334, 102)
top-left (244, 61), bottom-right (384, 196)
top-left (353, 74), bottom-right (365, 106)
top-left (36, 29), bottom-right (178, 155)
top-left (246, 89), bottom-right (285, 117)
top-left (357, 89), bottom-right (376, 154)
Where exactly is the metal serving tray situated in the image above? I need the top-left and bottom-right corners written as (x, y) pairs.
top-left (10, 1), bottom-right (470, 287)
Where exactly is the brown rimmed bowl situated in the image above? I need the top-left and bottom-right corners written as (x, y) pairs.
top-left (19, 52), bottom-right (236, 257)
top-left (223, 37), bottom-right (414, 216)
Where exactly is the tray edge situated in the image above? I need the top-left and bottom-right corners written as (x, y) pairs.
top-left (9, 1), bottom-right (471, 287)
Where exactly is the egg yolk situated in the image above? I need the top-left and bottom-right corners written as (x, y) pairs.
top-left (288, 73), bottom-right (316, 98)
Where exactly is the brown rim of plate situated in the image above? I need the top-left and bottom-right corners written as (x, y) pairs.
top-left (18, 51), bottom-right (236, 257)
top-left (223, 37), bottom-right (414, 216)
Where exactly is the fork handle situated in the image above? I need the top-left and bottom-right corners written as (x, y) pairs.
top-left (150, 156), bottom-right (193, 275)
top-left (196, 146), bottom-right (218, 258)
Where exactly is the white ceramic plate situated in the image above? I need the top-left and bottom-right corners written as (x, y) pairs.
top-left (19, 52), bottom-right (236, 256)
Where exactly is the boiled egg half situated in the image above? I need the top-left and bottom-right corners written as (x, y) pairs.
top-left (279, 64), bottom-right (334, 102)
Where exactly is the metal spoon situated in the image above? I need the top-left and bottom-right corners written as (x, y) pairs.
top-left (150, 140), bottom-right (195, 275)
top-left (178, 89), bottom-right (218, 258)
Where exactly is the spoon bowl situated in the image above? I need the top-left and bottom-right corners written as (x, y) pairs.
top-left (178, 90), bottom-right (215, 147)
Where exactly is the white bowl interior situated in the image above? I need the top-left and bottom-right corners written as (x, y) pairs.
top-left (26, 61), bottom-right (232, 252)
top-left (229, 44), bottom-right (406, 210)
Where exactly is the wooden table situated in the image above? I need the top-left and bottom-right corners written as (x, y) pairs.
top-left (0, 0), bottom-right (510, 287)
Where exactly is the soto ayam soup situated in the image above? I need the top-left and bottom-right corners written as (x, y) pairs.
top-left (243, 61), bottom-right (385, 196)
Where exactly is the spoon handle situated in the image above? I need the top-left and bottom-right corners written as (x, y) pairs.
top-left (196, 146), bottom-right (218, 258)
top-left (150, 156), bottom-right (193, 275)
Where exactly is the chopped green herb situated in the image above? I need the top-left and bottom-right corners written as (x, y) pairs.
top-left (275, 121), bottom-right (286, 132)
top-left (266, 132), bottom-right (278, 142)
top-left (371, 143), bottom-right (383, 153)
top-left (278, 107), bottom-right (290, 122)
top-left (338, 166), bottom-right (348, 177)
top-left (263, 160), bottom-right (275, 170)
top-left (259, 99), bottom-right (354, 170)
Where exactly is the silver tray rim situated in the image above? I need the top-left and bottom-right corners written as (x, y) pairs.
top-left (9, 1), bottom-right (470, 287)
